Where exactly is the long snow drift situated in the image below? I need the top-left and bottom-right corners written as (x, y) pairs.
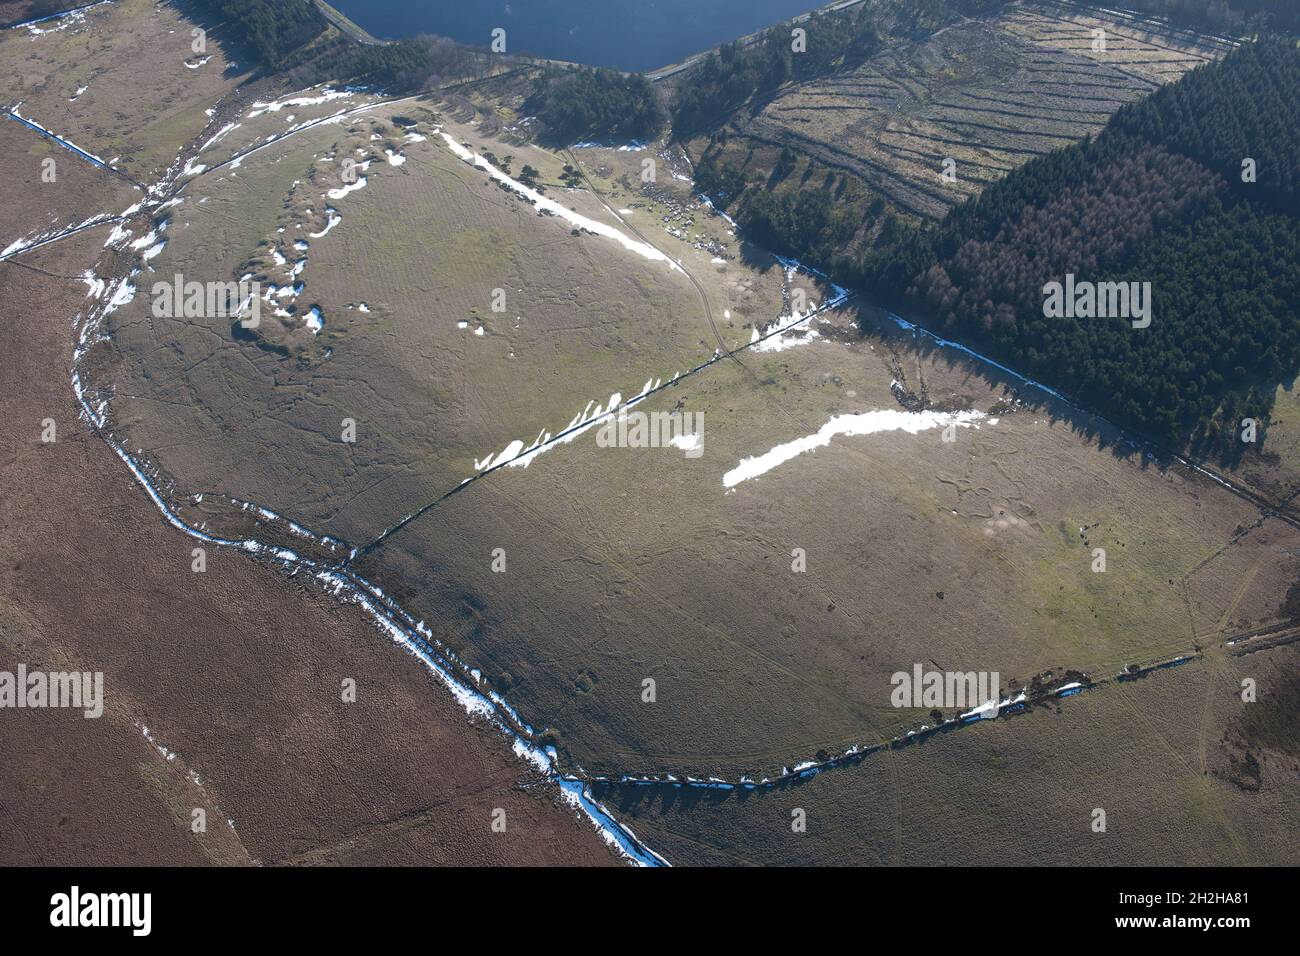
top-left (723, 408), bottom-right (988, 489)
top-left (437, 131), bottom-right (682, 272)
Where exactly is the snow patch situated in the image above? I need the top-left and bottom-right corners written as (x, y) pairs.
top-left (723, 409), bottom-right (989, 489)
top-left (438, 131), bottom-right (680, 272)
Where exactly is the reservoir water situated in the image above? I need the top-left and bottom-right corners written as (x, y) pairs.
top-left (328, 0), bottom-right (825, 72)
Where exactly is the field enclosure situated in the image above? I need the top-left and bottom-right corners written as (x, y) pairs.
top-left (90, 22), bottom-right (1300, 793)
top-left (0, 0), bottom-right (625, 867)
top-left (0, 0), bottom-right (250, 183)
top-left (8, 0), bottom-right (1297, 869)
top-left (704, 1), bottom-right (1229, 222)
top-left (589, 643), bottom-right (1300, 866)
top-left (100, 101), bottom-right (788, 549)
top-left (352, 298), bottom-right (1300, 777)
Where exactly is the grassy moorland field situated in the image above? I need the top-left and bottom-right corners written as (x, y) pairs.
top-left (1230, 382), bottom-right (1300, 513)
top-left (4, 0), bottom-right (1297, 869)
top-left (0, 0), bottom-right (251, 182)
top-left (102, 101), bottom-right (794, 544)
top-left (0, 117), bottom-right (138, 251)
top-left (352, 300), bottom-right (1300, 776)
top-left (0, 1), bottom-right (622, 867)
top-left (0, 223), bottom-right (615, 866)
top-left (588, 645), bottom-right (1300, 865)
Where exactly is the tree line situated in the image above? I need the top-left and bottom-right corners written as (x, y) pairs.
top-left (523, 68), bottom-right (665, 146)
top-left (1110, 0), bottom-right (1300, 34)
top-left (849, 37), bottom-right (1300, 451)
top-left (695, 34), bottom-right (1300, 452)
top-left (333, 32), bottom-right (518, 92)
top-left (193, 0), bottom-right (325, 69)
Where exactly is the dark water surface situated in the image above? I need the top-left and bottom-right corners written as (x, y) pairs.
top-left (329, 0), bottom-right (823, 72)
